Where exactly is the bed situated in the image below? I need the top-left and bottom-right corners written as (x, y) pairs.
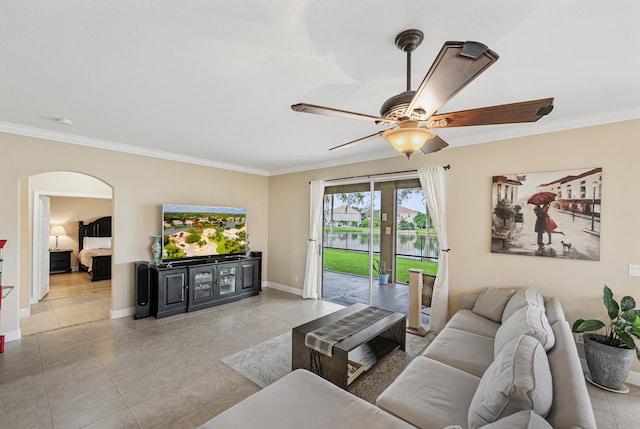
top-left (78, 216), bottom-right (112, 281)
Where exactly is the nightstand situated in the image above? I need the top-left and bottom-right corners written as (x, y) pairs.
top-left (50, 249), bottom-right (72, 274)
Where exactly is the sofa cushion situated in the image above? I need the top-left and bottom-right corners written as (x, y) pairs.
top-left (423, 327), bottom-right (494, 377)
top-left (468, 335), bottom-right (553, 429)
top-left (542, 297), bottom-right (565, 325)
top-left (377, 356), bottom-right (481, 429)
top-left (494, 305), bottom-right (555, 357)
top-left (445, 309), bottom-right (501, 339)
top-left (545, 320), bottom-right (597, 429)
top-left (502, 287), bottom-right (544, 323)
top-left (200, 370), bottom-right (415, 429)
top-left (472, 287), bottom-right (515, 323)
top-left (478, 410), bottom-right (553, 429)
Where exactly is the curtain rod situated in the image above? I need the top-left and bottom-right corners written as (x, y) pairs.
top-left (311, 165), bottom-right (450, 184)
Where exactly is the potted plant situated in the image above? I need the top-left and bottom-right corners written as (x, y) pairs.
top-left (373, 258), bottom-right (390, 285)
top-left (572, 285), bottom-right (640, 390)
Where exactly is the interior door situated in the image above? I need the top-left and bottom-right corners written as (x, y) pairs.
top-left (38, 195), bottom-right (51, 300)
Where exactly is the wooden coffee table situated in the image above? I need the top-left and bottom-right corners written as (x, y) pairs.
top-left (292, 303), bottom-right (406, 389)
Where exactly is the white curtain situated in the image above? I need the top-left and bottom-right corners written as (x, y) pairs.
top-left (418, 166), bottom-right (449, 332)
top-left (302, 180), bottom-right (325, 299)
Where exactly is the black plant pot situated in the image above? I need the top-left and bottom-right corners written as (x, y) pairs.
top-left (584, 333), bottom-right (634, 390)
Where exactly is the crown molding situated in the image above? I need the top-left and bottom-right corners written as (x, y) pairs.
top-left (0, 122), bottom-right (270, 176)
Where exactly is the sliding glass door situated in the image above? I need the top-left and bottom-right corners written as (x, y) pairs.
top-left (394, 185), bottom-right (439, 282)
top-left (321, 178), bottom-right (439, 317)
top-left (322, 185), bottom-right (380, 306)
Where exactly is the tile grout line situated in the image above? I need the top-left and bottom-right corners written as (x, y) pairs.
top-left (35, 334), bottom-right (55, 428)
top-left (87, 325), bottom-right (144, 429)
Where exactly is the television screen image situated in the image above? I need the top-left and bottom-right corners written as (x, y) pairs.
top-left (162, 204), bottom-right (247, 261)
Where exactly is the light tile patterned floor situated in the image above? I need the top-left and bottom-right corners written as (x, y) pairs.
top-left (2, 288), bottom-right (638, 428)
top-left (20, 291), bottom-right (111, 336)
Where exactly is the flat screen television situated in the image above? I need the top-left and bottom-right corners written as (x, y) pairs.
top-left (162, 203), bottom-right (247, 262)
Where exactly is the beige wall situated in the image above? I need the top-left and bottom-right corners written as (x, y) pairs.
top-left (268, 119), bottom-right (640, 370)
top-left (0, 132), bottom-right (269, 338)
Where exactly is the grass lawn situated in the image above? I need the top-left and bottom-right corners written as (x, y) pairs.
top-left (323, 248), bottom-right (438, 283)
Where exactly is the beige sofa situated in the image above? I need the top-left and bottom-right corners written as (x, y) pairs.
top-left (200, 288), bottom-right (596, 429)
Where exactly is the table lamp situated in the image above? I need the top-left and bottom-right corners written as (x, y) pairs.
top-left (50, 225), bottom-right (67, 250)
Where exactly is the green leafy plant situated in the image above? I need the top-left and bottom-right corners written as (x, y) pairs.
top-left (572, 285), bottom-right (640, 360)
top-left (372, 257), bottom-right (390, 275)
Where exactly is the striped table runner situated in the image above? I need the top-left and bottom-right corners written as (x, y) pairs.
top-left (304, 306), bottom-right (393, 357)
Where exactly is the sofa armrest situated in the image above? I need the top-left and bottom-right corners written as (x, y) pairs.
top-left (460, 294), bottom-right (479, 310)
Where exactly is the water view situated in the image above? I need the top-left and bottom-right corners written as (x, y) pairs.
top-left (323, 230), bottom-right (440, 260)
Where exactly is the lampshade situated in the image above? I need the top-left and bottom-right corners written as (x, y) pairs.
top-left (381, 121), bottom-right (436, 158)
top-left (50, 225), bottom-right (67, 237)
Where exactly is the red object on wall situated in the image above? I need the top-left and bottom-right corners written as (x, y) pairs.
top-left (0, 239), bottom-right (6, 249)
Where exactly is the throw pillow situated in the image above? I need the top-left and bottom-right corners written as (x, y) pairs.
top-left (502, 287), bottom-right (544, 323)
top-left (477, 410), bottom-right (553, 429)
top-left (494, 304), bottom-right (555, 357)
top-left (468, 335), bottom-right (553, 429)
top-left (471, 287), bottom-right (516, 323)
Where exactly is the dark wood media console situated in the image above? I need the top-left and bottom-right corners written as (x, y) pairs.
top-left (150, 252), bottom-right (262, 318)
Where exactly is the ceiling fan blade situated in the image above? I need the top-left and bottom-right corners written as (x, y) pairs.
top-left (292, 103), bottom-right (398, 124)
top-left (405, 41), bottom-right (499, 119)
top-left (428, 98), bottom-right (554, 128)
top-left (329, 131), bottom-right (385, 151)
top-left (420, 135), bottom-right (449, 154)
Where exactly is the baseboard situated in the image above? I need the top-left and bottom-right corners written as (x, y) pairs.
top-left (263, 281), bottom-right (303, 297)
top-left (18, 307), bottom-right (31, 318)
top-left (2, 328), bottom-right (22, 343)
top-left (580, 357), bottom-right (640, 386)
top-left (110, 306), bottom-right (135, 319)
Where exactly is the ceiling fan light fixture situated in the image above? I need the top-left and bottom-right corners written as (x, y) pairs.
top-left (381, 121), bottom-right (436, 158)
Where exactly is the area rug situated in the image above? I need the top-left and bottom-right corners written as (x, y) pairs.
top-left (222, 330), bottom-right (433, 403)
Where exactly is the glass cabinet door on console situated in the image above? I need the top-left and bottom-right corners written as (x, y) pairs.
top-left (189, 265), bottom-right (216, 311)
top-left (216, 264), bottom-right (238, 299)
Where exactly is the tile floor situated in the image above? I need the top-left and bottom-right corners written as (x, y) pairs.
top-left (323, 271), bottom-right (430, 323)
top-left (1, 288), bottom-right (638, 429)
top-left (20, 291), bottom-right (111, 336)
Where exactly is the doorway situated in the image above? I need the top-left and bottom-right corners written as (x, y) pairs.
top-left (322, 184), bottom-right (381, 306)
top-left (321, 178), bottom-right (438, 317)
top-left (19, 172), bottom-right (113, 335)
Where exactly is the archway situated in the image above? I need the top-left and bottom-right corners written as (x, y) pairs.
top-left (19, 171), bottom-right (113, 334)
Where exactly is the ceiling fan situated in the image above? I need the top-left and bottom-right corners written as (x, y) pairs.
top-left (291, 29), bottom-right (554, 158)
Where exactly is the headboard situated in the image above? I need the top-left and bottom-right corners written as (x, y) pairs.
top-left (79, 216), bottom-right (112, 251)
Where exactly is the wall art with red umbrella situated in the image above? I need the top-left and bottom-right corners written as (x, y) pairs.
top-left (491, 167), bottom-right (602, 260)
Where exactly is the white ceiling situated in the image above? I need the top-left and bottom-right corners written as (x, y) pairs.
top-left (1, 1), bottom-right (639, 176)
